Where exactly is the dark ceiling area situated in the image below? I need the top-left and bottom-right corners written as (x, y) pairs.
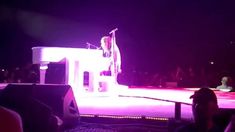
top-left (0, 0), bottom-right (235, 72)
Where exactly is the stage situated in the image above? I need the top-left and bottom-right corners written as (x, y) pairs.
top-left (1, 83), bottom-right (235, 120)
top-left (77, 86), bottom-right (235, 120)
top-left (1, 83), bottom-right (235, 131)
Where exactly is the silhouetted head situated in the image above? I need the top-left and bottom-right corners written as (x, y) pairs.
top-left (190, 88), bottom-right (218, 124)
top-left (221, 76), bottom-right (232, 86)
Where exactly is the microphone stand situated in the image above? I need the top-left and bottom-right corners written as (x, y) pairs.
top-left (109, 28), bottom-right (118, 81)
top-left (86, 42), bottom-right (100, 49)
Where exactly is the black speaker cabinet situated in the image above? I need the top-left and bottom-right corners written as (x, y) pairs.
top-left (0, 83), bottom-right (79, 132)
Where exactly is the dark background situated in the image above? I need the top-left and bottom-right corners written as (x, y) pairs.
top-left (0, 0), bottom-right (235, 74)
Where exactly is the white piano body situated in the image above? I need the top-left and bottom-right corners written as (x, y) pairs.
top-left (32, 47), bottom-right (112, 94)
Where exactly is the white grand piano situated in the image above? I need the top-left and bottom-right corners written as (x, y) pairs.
top-left (32, 47), bottom-right (112, 94)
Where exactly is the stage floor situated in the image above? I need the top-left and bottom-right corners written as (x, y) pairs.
top-left (1, 83), bottom-right (235, 120)
top-left (77, 86), bottom-right (235, 119)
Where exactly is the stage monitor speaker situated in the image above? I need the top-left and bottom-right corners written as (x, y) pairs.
top-left (0, 83), bottom-right (79, 132)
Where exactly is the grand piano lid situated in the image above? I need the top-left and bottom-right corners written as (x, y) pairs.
top-left (32, 46), bottom-right (103, 64)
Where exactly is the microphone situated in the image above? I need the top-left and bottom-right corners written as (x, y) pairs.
top-left (86, 42), bottom-right (91, 49)
top-left (109, 28), bottom-right (118, 34)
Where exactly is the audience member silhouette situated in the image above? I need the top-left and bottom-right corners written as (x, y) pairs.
top-left (176, 88), bottom-right (223, 132)
top-left (216, 76), bottom-right (233, 92)
top-left (0, 106), bottom-right (23, 132)
top-left (224, 114), bottom-right (235, 132)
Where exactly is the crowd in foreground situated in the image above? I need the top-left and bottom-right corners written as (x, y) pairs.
top-left (0, 87), bottom-right (234, 132)
top-left (0, 64), bottom-right (234, 92)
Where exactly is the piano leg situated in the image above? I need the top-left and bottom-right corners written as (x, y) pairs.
top-left (39, 64), bottom-right (48, 84)
top-left (93, 71), bottom-right (100, 93)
